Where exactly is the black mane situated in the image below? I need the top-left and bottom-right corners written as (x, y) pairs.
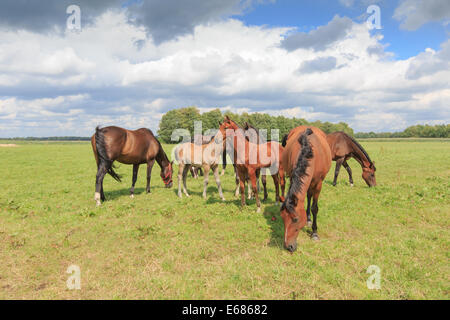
top-left (281, 128), bottom-right (314, 214)
top-left (342, 132), bottom-right (375, 169)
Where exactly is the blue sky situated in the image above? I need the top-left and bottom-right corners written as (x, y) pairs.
top-left (239, 0), bottom-right (448, 59)
top-left (0, 0), bottom-right (448, 137)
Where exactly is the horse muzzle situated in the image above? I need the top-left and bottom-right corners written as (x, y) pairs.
top-left (285, 242), bottom-right (297, 253)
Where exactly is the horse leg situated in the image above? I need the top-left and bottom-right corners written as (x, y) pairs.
top-left (306, 193), bottom-right (312, 227)
top-left (146, 159), bottom-right (155, 193)
top-left (271, 173), bottom-right (280, 205)
top-left (234, 165), bottom-right (240, 197)
top-left (261, 172), bottom-right (268, 202)
top-left (202, 165), bottom-right (210, 200)
top-left (177, 163), bottom-right (184, 198)
top-left (130, 164), bottom-right (139, 198)
top-left (343, 160), bottom-right (354, 187)
top-left (94, 161), bottom-right (108, 206)
top-left (333, 158), bottom-right (344, 186)
top-left (213, 165), bottom-right (225, 201)
top-left (237, 169), bottom-right (246, 207)
top-left (279, 166), bottom-right (286, 200)
top-left (182, 164), bottom-right (191, 197)
top-left (247, 174), bottom-right (253, 200)
top-left (249, 168), bottom-right (261, 213)
top-left (311, 188), bottom-right (322, 241)
top-left (221, 150), bottom-right (226, 176)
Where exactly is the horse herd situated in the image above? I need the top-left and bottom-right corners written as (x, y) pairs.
top-left (91, 116), bottom-right (376, 252)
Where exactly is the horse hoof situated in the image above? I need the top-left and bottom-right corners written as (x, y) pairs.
top-left (96, 201), bottom-right (101, 207)
top-left (350, 184), bottom-right (354, 187)
top-left (256, 207), bottom-right (261, 213)
top-left (311, 234), bottom-right (320, 241)
top-left (221, 198), bottom-right (226, 202)
top-left (307, 221), bottom-right (312, 228)
top-left (130, 194), bottom-right (134, 199)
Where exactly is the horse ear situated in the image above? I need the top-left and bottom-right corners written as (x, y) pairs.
top-left (244, 122), bottom-right (249, 129)
top-left (225, 115), bottom-right (230, 121)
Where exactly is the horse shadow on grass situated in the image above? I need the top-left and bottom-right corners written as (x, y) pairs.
top-left (104, 186), bottom-right (167, 201)
top-left (262, 204), bottom-right (313, 250)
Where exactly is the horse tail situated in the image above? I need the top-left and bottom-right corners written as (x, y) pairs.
top-left (95, 126), bottom-right (122, 182)
top-left (281, 134), bottom-right (289, 147)
top-left (222, 148), bottom-right (227, 169)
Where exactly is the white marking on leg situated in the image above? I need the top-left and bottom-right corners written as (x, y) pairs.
top-left (94, 192), bottom-right (101, 206)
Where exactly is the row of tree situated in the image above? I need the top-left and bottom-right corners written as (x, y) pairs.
top-left (355, 124), bottom-right (450, 138)
top-left (157, 107), bottom-right (354, 143)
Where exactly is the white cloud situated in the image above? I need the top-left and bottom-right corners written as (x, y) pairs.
top-left (394, 0), bottom-right (450, 30)
top-left (0, 11), bottom-right (449, 137)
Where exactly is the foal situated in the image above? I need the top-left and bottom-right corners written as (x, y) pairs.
top-left (222, 117), bottom-right (285, 213)
top-left (174, 123), bottom-right (227, 201)
top-left (91, 126), bottom-right (173, 206)
top-left (280, 126), bottom-right (331, 252)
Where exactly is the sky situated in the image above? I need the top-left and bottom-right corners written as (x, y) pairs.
top-left (0, 0), bottom-right (449, 137)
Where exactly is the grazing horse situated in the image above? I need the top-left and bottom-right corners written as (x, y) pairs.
top-left (91, 126), bottom-right (173, 206)
top-left (174, 123), bottom-right (228, 201)
top-left (326, 132), bottom-right (376, 187)
top-left (221, 116), bottom-right (285, 212)
top-left (280, 126), bottom-right (331, 252)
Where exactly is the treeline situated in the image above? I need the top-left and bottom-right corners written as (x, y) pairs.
top-left (3, 136), bottom-right (90, 141)
top-left (355, 124), bottom-right (450, 138)
top-left (157, 107), bottom-right (354, 143)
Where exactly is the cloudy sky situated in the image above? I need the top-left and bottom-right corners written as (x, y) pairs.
top-left (0, 0), bottom-right (449, 137)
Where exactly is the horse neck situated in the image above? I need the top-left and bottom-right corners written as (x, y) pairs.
top-left (205, 130), bottom-right (225, 153)
top-left (347, 138), bottom-right (371, 168)
top-left (155, 144), bottom-right (170, 169)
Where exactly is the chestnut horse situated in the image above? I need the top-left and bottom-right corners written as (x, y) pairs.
top-left (91, 126), bottom-right (173, 206)
top-left (174, 122), bottom-right (228, 201)
top-left (326, 132), bottom-right (376, 187)
top-left (280, 126), bottom-right (331, 252)
top-left (222, 116), bottom-right (285, 212)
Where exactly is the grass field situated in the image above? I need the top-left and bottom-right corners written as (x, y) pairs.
top-left (0, 139), bottom-right (449, 299)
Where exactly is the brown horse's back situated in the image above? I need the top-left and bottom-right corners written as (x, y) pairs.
top-left (326, 131), bottom-right (353, 160)
top-left (282, 126), bottom-right (331, 184)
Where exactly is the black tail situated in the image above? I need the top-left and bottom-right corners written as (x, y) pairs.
top-left (222, 149), bottom-right (227, 169)
top-left (95, 126), bottom-right (121, 182)
top-left (281, 128), bottom-right (314, 214)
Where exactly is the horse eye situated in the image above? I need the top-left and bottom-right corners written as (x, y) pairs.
top-left (292, 217), bottom-right (298, 223)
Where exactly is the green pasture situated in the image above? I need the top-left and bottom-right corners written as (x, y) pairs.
top-left (0, 139), bottom-right (448, 299)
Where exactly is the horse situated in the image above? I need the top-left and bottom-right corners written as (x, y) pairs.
top-left (221, 121), bottom-right (270, 200)
top-left (174, 122), bottom-right (228, 201)
top-left (221, 116), bottom-right (285, 212)
top-left (91, 126), bottom-right (173, 206)
top-left (280, 126), bottom-right (331, 252)
top-left (326, 132), bottom-right (376, 187)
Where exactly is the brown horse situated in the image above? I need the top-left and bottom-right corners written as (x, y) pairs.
top-left (326, 132), bottom-right (376, 187)
top-left (280, 126), bottom-right (331, 252)
top-left (91, 126), bottom-right (173, 206)
top-left (222, 116), bottom-right (285, 212)
top-left (174, 122), bottom-right (228, 201)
